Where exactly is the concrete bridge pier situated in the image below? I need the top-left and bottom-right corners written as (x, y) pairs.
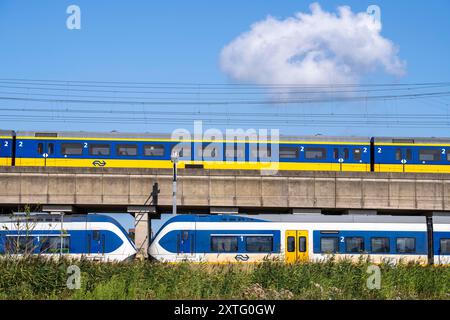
top-left (128, 206), bottom-right (157, 259)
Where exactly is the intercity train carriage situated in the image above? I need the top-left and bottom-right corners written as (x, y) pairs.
top-left (373, 137), bottom-right (450, 173)
top-left (10, 131), bottom-right (371, 172)
top-left (2, 130), bottom-right (450, 174)
top-left (0, 130), bottom-right (14, 166)
top-left (0, 214), bottom-right (137, 262)
top-left (148, 214), bottom-right (450, 265)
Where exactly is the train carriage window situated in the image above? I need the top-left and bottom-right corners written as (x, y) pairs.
top-left (37, 143), bottom-right (43, 154)
top-left (250, 144), bottom-right (272, 160)
top-left (371, 237), bottom-right (390, 253)
top-left (171, 143), bottom-right (192, 159)
top-left (116, 144), bottom-right (137, 156)
top-left (40, 236), bottom-right (70, 254)
top-left (225, 144), bottom-right (245, 159)
top-left (305, 147), bottom-right (327, 160)
top-left (144, 144), bottom-right (165, 157)
top-left (89, 144), bottom-right (110, 156)
top-left (320, 237), bottom-right (339, 253)
top-left (343, 148), bottom-right (349, 160)
top-left (279, 146), bottom-right (298, 159)
top-left (61, 143), bottom-right (83, 155)
top-left (5, 236), bottom-right (36, 254)
top-left (198, 143), bottom-right (220, 159)
top-left (287, 236), bottom-right (295, 252)
top-left (47, 143), bottom-right (54, 155)
top-left (211, 236), bottom-right (238, 252)
top-left (245, 236), bottom-right (273, 252)
top-left (406, 149), bottom-right (412, 161)
top-left (395, 149), bottom-right (401, 161)
top-left (419, 149), bottom-right (440, 162)
top-left (345, 237), bottom-right (365, 253)
top-left (299, 236), bottom-right (307, 252)
top-left (447, 150), bottom-right (450, 162)
top-left (333, 148), bottom-right (339, 160)
top-left (396, 237), bottom-right (416, 253)
top-left (440, 239), bottom-right (450, 254)
top-left (93, 230), bottom-right (100, 241)
top-left (353, 148), bottom-right (362, 161)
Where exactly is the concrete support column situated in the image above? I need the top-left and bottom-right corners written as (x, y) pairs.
top-left (129, 206), bottom-right (156, 259)
top-left (134, 212), bottom-right (149, 259)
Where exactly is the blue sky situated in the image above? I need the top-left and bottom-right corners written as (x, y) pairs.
top-left (0, 1), bottom-right (449, 138)
top-left (2, 1), bottom-right (450, 231)
top-left (0, 0), bottom-right (448, 83)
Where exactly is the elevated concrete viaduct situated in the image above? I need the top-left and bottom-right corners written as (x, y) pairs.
top-left (1, 167), bottom-right (449, 257)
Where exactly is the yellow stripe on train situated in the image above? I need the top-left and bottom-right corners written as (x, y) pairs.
top-left (0, 158), bottom-right (11, 166)
top-left (375, 164), bottom-right (450, 173)
top-left (14, 158), bottom-right (370, 172)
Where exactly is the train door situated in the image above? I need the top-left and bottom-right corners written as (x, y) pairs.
top-left (285, 230), bottom-right (308, 263)
top-left (177, 230), bottom-right (195, 255)
top-left (332, 147), bottom-right (350, 171)
top-left (37, 141), bottom-right (55, 166)
top-left (87, 230), bottom-right (105, 256)
top-left (437, 236), bottom-right (450, 265)
top-left (395, 148), bottom-right (412, 172)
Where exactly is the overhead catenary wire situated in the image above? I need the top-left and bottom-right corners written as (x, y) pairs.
top-left (1, 78), bottom-right (450, 88)
top-left (0, 78), bottom-right (449, 129)
top-left (0, 91), bottom-right (449, 105)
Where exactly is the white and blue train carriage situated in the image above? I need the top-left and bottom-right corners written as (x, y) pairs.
top-left (0, 214), bottom-right (136, 262)
top-left (148, 214), bottom-right (450, 265)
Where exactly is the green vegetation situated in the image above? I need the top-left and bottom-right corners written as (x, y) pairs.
top-left (0, 257), bottom-right (449, 300)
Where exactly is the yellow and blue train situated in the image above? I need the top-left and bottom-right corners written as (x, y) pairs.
top-left (149, 214), bottom-right (450, 265)
top-left (1, 130), bottom-right (450, 173)
top-left (0, 214), bottom-right (136, 262)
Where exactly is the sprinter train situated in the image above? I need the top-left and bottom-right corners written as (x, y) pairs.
top-left (0, 214), bottom-right (136, 262)
top-left (1, 130), bottom-right (450, 173)
top-left (149, 214), bottom-right (450, 265)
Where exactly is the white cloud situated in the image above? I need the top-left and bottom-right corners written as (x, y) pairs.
top-left (220, 3), bottom-right (406, 86)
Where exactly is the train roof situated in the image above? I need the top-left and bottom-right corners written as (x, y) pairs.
top-left (434, 216), bottom-right (450, 224)
top-left (12, 130), bottom-right (450, 144)
top-left (244, 214), bottom-right (427, 224)
top-left (162, 214), bottom-right (427, 224)
top-left (15, 130), bottom-right (371, 142)
top-left (374, 136), bottom-right (450, 144)
top-left (0, 130), bottom-right (14, 136)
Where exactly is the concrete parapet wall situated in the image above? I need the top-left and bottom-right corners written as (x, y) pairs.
top-left (0, 167), bottom-right (450, 212)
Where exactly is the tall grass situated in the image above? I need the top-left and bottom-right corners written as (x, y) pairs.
top-left (0, 257), bottom-right (448, 300)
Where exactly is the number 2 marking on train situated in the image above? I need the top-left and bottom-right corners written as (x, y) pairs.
top-left (363, 147), bottom-right (368, 153)
top-left (300, 146), bottom-right (304, 152)
top-left (340, 236), bottom-right (345, 242)
top-left (18, 141), bottom-right (23, 147)
top-left (442, 148), bottom-right (446, 154)
top-left (377, 147), bottom-right (382, 153)
top-left (84, 142), bottom-right (88, 148)
top-left (4, 141), bottom-right (8, 147)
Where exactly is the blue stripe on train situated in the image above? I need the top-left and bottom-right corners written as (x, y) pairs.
top-left (313, 230), bottom-right (428, 255)
top-left (158, 229), bottom-right (281, 254)
top-left (14, 138), bottom-right (371, 164)
top-left (0, 229), bottom-right (124, 254)
top-left (434, 232), bottom-right (450, 255)
top-left (374, 145), bottom-right (450, 165)
top-left (0, 138), bottom-right (13, 158)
